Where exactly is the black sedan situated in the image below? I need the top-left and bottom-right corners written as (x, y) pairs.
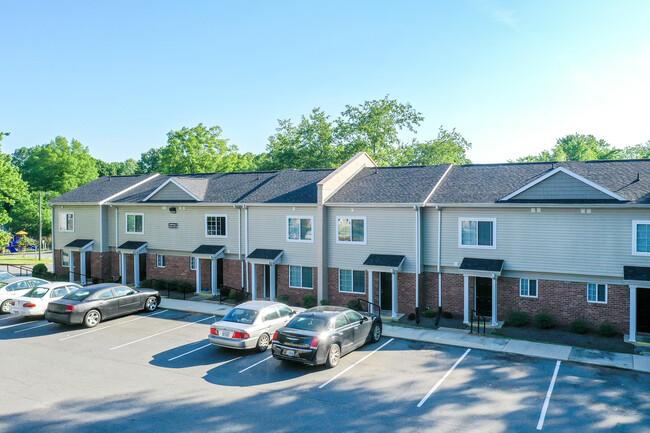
top-left (271, 306), bottom-right (382, 368)
top-left (45, 283), bottom-right (160, 328)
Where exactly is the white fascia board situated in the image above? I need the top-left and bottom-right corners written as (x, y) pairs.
top-left (501, 167), bottom-right (627, 202)
top-left (98, 174), bottom-right (161, 205)
top-left (142, 178), bottom-right (200, 202)
top-left (424, 202), bottom-right (649, 208)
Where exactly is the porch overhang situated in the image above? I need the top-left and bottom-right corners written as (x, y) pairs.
top-left (116, 241), bottom-right (148, 254)
top-left (459, 258), bottom-right (504, 278)
top-left (624, 266), bottom-right (650, 285)
top-left (192, 245), bottom-right (226, 260)
top-left (363, 254), bottom-right (405, 272)
top-left (64, 239), bottom-right (94, 253)
top-left (247, 248), bottom-right (283, 265)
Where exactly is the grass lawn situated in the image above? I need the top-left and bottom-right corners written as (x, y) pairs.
top-left (0, 256), bottom-right (52, 264)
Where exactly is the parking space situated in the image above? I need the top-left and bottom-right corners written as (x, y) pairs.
top-left (1, 310), bottom-right (649, 433)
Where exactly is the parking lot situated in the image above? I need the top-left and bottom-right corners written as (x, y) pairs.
top-left (1, 309), bottom-right (649, 433)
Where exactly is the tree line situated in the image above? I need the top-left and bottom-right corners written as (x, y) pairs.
top-left (1, 95), bottom-right (649, 240)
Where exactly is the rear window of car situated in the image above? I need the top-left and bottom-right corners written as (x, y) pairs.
top-left (222, 308), bottom-right (258, 324)
top-left (64, 290), bottom-right (91, 301)
top-left (286, 316), bottom-right (329, 332)
top-left (25, 287), bottom-right (49, 298)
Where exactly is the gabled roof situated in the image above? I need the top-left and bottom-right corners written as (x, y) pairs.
top-left (143, 178), bottom-right (203, 202)
top-left (192, 245), bottom-right (226, 255)
top-left (49, 174), bottom-right (159, 204)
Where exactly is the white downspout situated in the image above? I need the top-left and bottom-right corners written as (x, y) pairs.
top-left (244, 206), bottom-right (249, 293)
top-left (51, 210), bottom-right (56, 275)
top-left (414, 205), bottom-right (420, 311)
top-left (437, 207), bottom-right (442, 308)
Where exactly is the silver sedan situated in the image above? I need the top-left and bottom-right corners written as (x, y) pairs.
top-left (208, 301), bottom-right (299, 352)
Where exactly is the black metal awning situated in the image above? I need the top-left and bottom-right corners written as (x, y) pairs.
top-left (363, 254), bottom-right (405, 270)
top-left (624, 266), bottom-right (650, 282)
top-left (64, 239), bottom-right (94, 251)
top-left (247, 249), bottom-right (283, 264)
top-left (116, 241), bottom-right (148, 253)
top-left (192, 245), bottom-right (226, 258)
top-left (460, 258), bottom-right (504, 275)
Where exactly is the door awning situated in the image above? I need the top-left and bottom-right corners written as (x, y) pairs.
top-left (192, 245), bottom-right (226, 259)
top-left (116, 241), bottom-right (148, 254)
top-left (247, 249), bottom-right (283, 265)
top-left (64, 239), bottom-right (94, 252)
top-left (363, 254), bottom-right (405, 272)
top-left (624, 266), bottom-right (650, 283)
top-left (459, 258), bottom-right (504, 277)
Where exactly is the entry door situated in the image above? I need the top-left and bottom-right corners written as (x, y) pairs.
top-left (85, 252), bottom-right (92, 280)
top-left (380, 272), bottom-right (392, 311)
top-left (217, 258), bottom-right (223, 288)
top-left (638, 288), bottom-right (650, 334)
top-left (139, 254), bottom-right (147, 281)
top-left (264, 265), bottom-right (270, 298)
top-left (475, 277), bottom-right (492, 317)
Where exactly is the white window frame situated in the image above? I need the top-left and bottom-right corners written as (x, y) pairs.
top-left (157, 254), bottom-right (166, 268)
top-left (458, 217), bottom-right (497, 249)
top-left (205, 214), bottom-right (228, 238)
top-left (336, 216), bottom-right (367, 245)
top-left (125, 213), bottom-right (144, 235)
top-left (519, 279), bottom-right (538, 298)
top-left (62, 250), bottom-right (70, 267)
top-left (286, 216), bottom-right (315, 243)
top-left (190, 256), bottom-right (196, 271)
top-left (58, 212), bottom-right (74, 232)
top-left (338, 269), bottom-right (366, 294)
top-left (632, 220), bottom-right (650, 256)
top-left (587, 283), bottom-right (607, 304)
top-left (289, 266), bottom-right (314, 289)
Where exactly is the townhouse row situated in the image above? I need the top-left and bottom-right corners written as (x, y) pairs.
top-left (50, 153), bottom-right (650, 343)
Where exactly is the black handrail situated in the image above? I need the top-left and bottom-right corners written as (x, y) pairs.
top-left (139, 278), bottom-right (195, 300)
top-left (1, 264), bottom-right (35, 276)
top-left (219, 286), bottom-right (251, 305)
top-left (470, 309), bottom-right (487, 335)
top-left (61, 270), bottom-right (107, 286)
top-left (357, 298), bottom-right (381, 315)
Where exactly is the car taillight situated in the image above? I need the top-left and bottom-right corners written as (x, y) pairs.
top-left (65, 305), bottom-right (75, 313)
top-left (10, 301), bottom-right (15, 306)
top-left (310, 337), bottom-right (319, 349)
top-left (272, 331), bottom-right (278, 342)
top-left (23, 303), bottom-right (36, 308)
top-left (210, 328), bottom-right (217, 335)
top-left (232, 332), bottom-right (250, 339)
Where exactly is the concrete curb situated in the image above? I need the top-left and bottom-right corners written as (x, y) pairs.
top-left (159, 298), bottom-right (650, 374)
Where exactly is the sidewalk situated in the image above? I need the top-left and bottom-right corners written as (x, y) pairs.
top-left (160, 298), bottom-right (650, 374)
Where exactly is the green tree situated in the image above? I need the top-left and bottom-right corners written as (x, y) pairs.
top-left (138, 147), bottom-right (163, 173)
top-left (0, 230), bottom-right (11, 253)
top-left (620, 140), bottom-right (650, 159)
top-left (0, 133), bottom-right (29, 226)
top-left (7, 191), bottom-right (55, 237)
top-left (396, 127), bottom-right (472, 166)
top-left (513, 134), bottom-right (620, 162)
top-left (95, 158), bottom-right (139, 176)
top-left (20, 136), bottom-right (98, 194)
top-left (335, 96), bottom-right (424, 166)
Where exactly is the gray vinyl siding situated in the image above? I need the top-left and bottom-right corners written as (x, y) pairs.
top-left (422, 208), bottom-right (440, 268)
top-left (247, 206), bottom-right (320, 268)
top-left (433, 207), bottom-right (650, 279)
top-left (53, 205), bottom-right (101, 252)
top-left (327, 206), bottom-right (418, 273)
top-left (513, 171), bottom-right (612, 200)
top-left (148, 182), bottom-right (195, 201)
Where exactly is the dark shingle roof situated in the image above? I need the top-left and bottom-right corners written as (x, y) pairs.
top-left (117, 241), bottom-right (147, 251)
top-left (192, 245), bottom-right (226, 255)
top-left (49, 174), bottom-right (158, 203)
top-left (64, 239), bottom-right (94, 249)
top-left (624, 266), bottom-right (650, 281)
top-left (327, 165), bottom-right (452, 204)
top-left (363, 254), bottom-right (405, 267)
top-left (247, 249), bottom-right (283, 260)
top-left (460, 258), bottom-right (504, 273)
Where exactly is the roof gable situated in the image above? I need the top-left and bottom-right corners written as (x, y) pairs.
top-left (502, 167), bottom-right (627, 202)
top-left (143, 179), bottom-right (201, 202)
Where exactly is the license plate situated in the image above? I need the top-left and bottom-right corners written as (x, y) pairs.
top-left (11, 310), bottom-right (19, 316)
top-left (284, 350), bottom-right (296, 357)
top-left (219, 330), bottom-right (233, 338)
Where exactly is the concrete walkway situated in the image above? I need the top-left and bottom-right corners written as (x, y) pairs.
top-left (160, 298), bottom-right (650, 374)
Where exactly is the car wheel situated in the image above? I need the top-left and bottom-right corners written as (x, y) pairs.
top-left (0, 300), bottom-right (11, 314)
top-left (370, 323), bottom-right (382, 343)
top-left (144, 296), bottom-right (158, 312)
top-left (256, 333), bottom-right (270, 352)
top-left (326, 343), bottom-right (341, 368)
top-left (83, 310), bottom-right (101, 328)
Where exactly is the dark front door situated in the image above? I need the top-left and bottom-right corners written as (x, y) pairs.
top-left (475, 277), bottom-right (492, 317)
top-left (140, 254), bottom-right (147, 281)
top-left (264, 265), bottom-right (270, 298)
top-left (85, 252), bottom-right (92, 280)
top-left (638, 288), bottom-right (650, 334)
top-left (217, 258), bottom-right (223, 288)
top-left (380, 272), bottom-right (392, 311)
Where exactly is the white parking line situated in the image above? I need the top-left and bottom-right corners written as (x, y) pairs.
top-left (110, 316), bottom-right (212, 350)
top-left (59, 309), bottom-right (168, 341)
top-left (14, 322), bottom-right (54, 333)
top-left (239, 355), bottom-right (273, 373)
top-left (417, 348), bottom-right (471, 408)
top-left (168, 343), bottom-right (212, 361)
top-left (0, 320), bottom-right (47, 330)
top-left (318, 338), bottom-right (394, 389)
top-left (537, 360), bottom-right (561, 430)
top-left (0, 315), bottom-right (18, 321)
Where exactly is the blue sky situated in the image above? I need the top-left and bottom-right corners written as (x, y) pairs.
top-left (2, 0), bottom-right (649, 164)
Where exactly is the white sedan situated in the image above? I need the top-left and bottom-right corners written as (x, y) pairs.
top-left (10, 282), bottom-right (82, 317)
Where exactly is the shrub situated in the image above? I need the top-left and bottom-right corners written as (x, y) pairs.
top-left (320, 299), bottom-right (331, 306)
top-left (219, 287), bottom-right (231, 299)
top-left (151, 280), bottom-right (165, 290)
top-left (408, 312), bottom-right (416, 321)
top-left (302, 295), bottom-right (316, 309)
top-left (277, 294), bottom-right (290, 304)
top-left (171, 280), bottom-right (194, 293)
top-left (347, 299), bottom-right (362, 311)
top-left (234, 290), bottom-right (248, 302)
top-left (442, 311), bottom-right (453, 319)
top-left (508, 311), bottom-right (529, 327)
top-left (140, 279), bottom-right (154, 288)
top-left (422, 309), bottom-right (437, 318)
top-left (55, 274), bottom-right (68, 282)
top-left (32, 263), bottom-right (49, 279)
top-left (570, 319), bottom-right (589, 334)
top-left (228, 291), bottom-right (236, 300)
top-left (534, 313), bottom-right (554, 329)
top-left (91, 278), bottom-right (100, 284)
top-left (597, 323), bottom-right (617, 337)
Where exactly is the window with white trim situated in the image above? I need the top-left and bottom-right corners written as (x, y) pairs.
top-left (339, 269), bottom-right (365, 293)
top-left (587, 283), bottom-right (607, 303)
top-left (633, 221), bottom-right (650, 256)
top-left (520, 279), bottom-right (538, 298)
top-left (157, 255), bottom-right (166, 268)
top-left (58, 212), bottom-right (74, 232)
top-left (205, 214), bottom-right (227, 237)
top-left (337, 217), bottom-right (366, 244)
top-left (287, 216), bottom-right (313, 242)
top-left (126, 213), bottom-right (144, 234)
top-left (190, 257), bottom-right (196, 271)
top-left (459, 218), bottom-right (495, 248)
top-left (62, 251), bottom-right (69, 267)
top-left (289, 266), bottom-right (313, 289)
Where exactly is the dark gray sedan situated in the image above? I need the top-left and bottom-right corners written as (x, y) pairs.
top-left (45, 283), bottom-right (160, 328)
top-left (271, 306), bottom-right (382, 368)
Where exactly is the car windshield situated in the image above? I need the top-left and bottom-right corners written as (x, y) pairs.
top-left (24, 287), bottom-right (49, 298)
top-left (222, 308), bottom-right (258, 324)
top-left (64, 290), bottom-right (91, 301)
top-left (286, 316), bottom-right (329, 332)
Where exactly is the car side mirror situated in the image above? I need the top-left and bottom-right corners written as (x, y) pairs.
top-left (292, 310), bottom-right (297, 315)
top-left (360, 316), bottom-right (367, 323)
